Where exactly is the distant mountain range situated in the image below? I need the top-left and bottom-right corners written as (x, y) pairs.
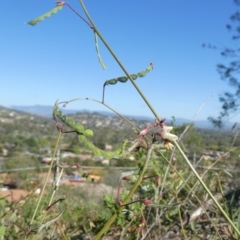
top-left (10, 105), bottom-right (154, 121)
top-left (9, 105), bottom-right (234, 130)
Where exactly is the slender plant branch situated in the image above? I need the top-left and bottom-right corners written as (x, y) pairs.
top-left (59, 97), bottom-right (141, 133)
top-left (29, 131), bottom-right (62, 226)
top-left (187, 147), bottom-right (239, 198)
top-left (174, 140), bottom-right (240, 237)
top-left (48, 167), bottom-right (64, 209)
top-left (140, 151), bottom-right (223, 240)
top-left (160, 91), bottom-right (221, 206)
top-left (93, 145), bottom-right (154, 240)
top-left (26, 2), bottom-right (239, 239)
top-left (65, 2), bottom-right (92, 28)
top-left (78, 0), bottom-right (161, 121)
top-left (75, 2), bottom-right (236, 237)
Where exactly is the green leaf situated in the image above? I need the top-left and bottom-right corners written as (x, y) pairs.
top-left (94, 31), bottom-right (107, 69)
top-left (27, 5), bottom-right (63, 26)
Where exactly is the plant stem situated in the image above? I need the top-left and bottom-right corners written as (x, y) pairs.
top-left (174, 140), bottom-right (240, 237)
top-left (75, 0), bottom-right (240, 238)
top-left (93, 145), bottom-right (154, 240)
top-left (29, 131), bottom-right (62, 226)
top-left (59, 97), bottom-right (140, 132)
top-left (78, 0), bottom-right (161, 121)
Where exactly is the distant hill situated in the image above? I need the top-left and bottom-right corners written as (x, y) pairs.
top-left (8, 105), bottom-right (234, 130)
top-left (10, 105), bottom-right (76, 118)
top-left (10, 105), bottom-right (154, 121)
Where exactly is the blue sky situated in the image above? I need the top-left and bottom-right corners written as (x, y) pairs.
top-left (1, 0), bottom-right (239, 122)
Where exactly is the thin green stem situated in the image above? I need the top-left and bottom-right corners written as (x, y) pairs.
top-left (62, 1), bottom-right (238, 238)
top-left (158, 150), bottom-right (223, 240)
top-left (29, 131), bottom-right (62, 226)
top-left (65, 3), bottom-right (92, 28)
top-left (48, 168), bottom-right (64, 209)
top-left (174, 140), bottom-right (240, 237)
top-left (178, 207), bottom-right (187, 240)
top-left (78, 0), bottom-right (161, 121)
top-left (93, 145), bottom-right (154, 240)
top-left (59, 97), bottom-right (141, 132)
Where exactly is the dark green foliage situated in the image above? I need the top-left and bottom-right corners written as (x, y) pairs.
top-left (206, 1), bottom-right (240, 126)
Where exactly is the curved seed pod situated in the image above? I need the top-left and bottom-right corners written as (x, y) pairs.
top-left (27, 5), bottom-right (63, 26)
top-left (57, 110), bottom-right (63, 118)
top-left (53, 103), bottom-right (86, 135)
top-left (66, 119), bottom-right (75, 128)
top-left (117, 76), bottom-right (128, 83)
top-left (78, 135), bottom-right (86, 144)
top-left (78, 135), bottom-right (122, 159)
top-left (102, 63), bottom-right (153, 102)
top-left (129, 74), bottom-right (138, 80)
top-left (61, 115), bottom-right (67, 122)
top-left (53, 102), bottom-right (131, 159)
top-left (105, 79), bottom-right (118, 85)
top-left (145, 63), bottom-right (153, 73)
top-left (93, 147), bottom-right (102, 157)
top-left (138, 71), bottom-right (146, 78)
top-left (104, 63), bottom-right (153, 86)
